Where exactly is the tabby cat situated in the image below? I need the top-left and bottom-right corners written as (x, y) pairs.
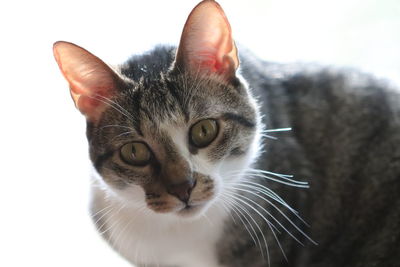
top-left (53, 0), bottom-right (400, 266)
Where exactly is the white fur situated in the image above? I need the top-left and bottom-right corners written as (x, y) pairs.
top-left (92, 184), bottom-right (228, 267)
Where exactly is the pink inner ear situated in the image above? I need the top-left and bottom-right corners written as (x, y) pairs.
top-left (194, 42), bottom-right (235, 75)
top-left (176, 0), bottom-right (239, 77)
top-left (53, 41), bottom-right (119, 121)
top-left (196, 47), bottom-right (221, 73)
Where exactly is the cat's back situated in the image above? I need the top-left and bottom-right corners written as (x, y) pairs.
top-left (240, 50), bottom-right (400, 177)
top-left (238, 52), bottom-right (400, 266)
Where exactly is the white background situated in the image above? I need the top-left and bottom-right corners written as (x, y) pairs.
top-left (0, 0), bottom-right (399, 266)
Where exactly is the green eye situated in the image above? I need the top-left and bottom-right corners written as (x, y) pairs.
top-left (190, 119), bottom-right (219, 148)
top-left (120, 142), bottom-right (151, 166)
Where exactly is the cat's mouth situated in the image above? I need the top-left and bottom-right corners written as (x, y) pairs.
top-left (145, 196), bottom-right (214, 218)
top-left (145, 174), bottom-right (216, 217)
top-left (176, 202), bottom-right (207, 217)
top-left (145, 198), bottom-right (210, 218)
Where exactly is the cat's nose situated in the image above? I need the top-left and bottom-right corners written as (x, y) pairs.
top-left (167, 179), bottom-right (196, 203)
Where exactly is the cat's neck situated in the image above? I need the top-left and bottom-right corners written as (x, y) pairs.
top-left (90, 178), bottom-right (229, 267)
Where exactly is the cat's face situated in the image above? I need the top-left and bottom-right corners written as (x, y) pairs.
top-left (88, 72), bottom-right (260, 218)
top-left (53, 0), bottom-right (261, 219)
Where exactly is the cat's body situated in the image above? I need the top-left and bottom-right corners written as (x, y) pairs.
top-left (87, 46), bottom-right (400, 267)
top-left (219, 51), bottom-right (400, 267)
top-left (53, 1), bottom-right (400, 266)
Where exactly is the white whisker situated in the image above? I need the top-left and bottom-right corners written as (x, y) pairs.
top-left (262, 127), bottom-right (292, 133)
top-left (220, 195), bottom-right (261, 247)
top-left (221, 193), bottom-right (270, 265)
top-left (89, 93), bottom-right (135, 121)
top-left (231, 187), bottom-right (316, 245)
top-left (98, 203), bottom-right (126, 235)
top-left (261, 134), bottom-right (278, 140)
top-left (110, 130), bottom-right (136, 141)
top-left (91, 203), bottom-right (114, 220)
top-left (242, 169), bottom-right (309, 187)
top-left (235, 181), bottom-right (310, 227)
top-left (215, 200), bottom-right (238, 226)
top-left (225, 189), bottom-right (287, 261)
top-left (100, 124), bottom-right (136, 131)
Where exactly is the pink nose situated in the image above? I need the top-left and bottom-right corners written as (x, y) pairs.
top-left (167, 180), bottom-right (196, 203)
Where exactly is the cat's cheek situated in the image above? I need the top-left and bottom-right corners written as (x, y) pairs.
top-left (210, 174), bottom-right (223, 195)
top-left (107, 182), bottom-right (148, 209)
top-left (218, 135), bottom-right (261, 181)
top-left (196, 174), bottom-right (222, 206)
top-left (218, 158), bottom-right (247, 183)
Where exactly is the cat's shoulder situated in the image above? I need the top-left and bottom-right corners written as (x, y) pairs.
top-left (239, 48), bottom-right (400, 118)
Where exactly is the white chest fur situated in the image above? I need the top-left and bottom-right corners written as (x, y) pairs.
top-left (91, 187), bottom-right (229, 267)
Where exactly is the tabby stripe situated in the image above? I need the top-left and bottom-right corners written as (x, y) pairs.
top-left (166, 79), bottom-right (190, 121)
top-left (222, 113), bottom-right (255, 128)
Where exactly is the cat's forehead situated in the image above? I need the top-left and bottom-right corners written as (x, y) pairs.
top-left (119, 74), bottom-right (243, 123)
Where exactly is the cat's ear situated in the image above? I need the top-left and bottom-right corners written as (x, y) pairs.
top-left (53, 41), bottom-right (125, 122)
top-left (174, 0), bottom-right (239, 82)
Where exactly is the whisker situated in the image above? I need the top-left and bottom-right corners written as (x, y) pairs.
top-left (221, 194), bottom-right (270, 264)
top-left (262, 127), bottom-right (292, 133)
top-left (112, 204), bottom-right (147, 247)
top-left (228, 189), bottom-right (299, 243)
top-left (112, 204), bottom-right (148, 254)
top-left (88, 93), bottom-right (134, 121)
top-left (98, 203), bottom-right (126, 235)
top-left (93, 94), bottom-right (134, 118)
top-left (261, 134), bottom-right (278, 140)
top-left (245, 168), bottom-right (305, 182)
top-left (93, 205), bottom-right (116, 228)
top-left (100, 124), bottom-right (136, 131)
top-left (91, 203), bottom-right (114, 220)
top-left (227, 168), bottom-right (298, 180)
top-left (259, 127), bottom-right (292, 140)
top-left (234, 181), bottom-right (310, 227)
top-left (238, 181), bottom-right (289, 205)
top-left (225, 171), bottom-right (311, 228)
top-left (229, 172), bottom-right (309, 188)
top-left (234, 182), bottom-right (294, 209)
top-left (231, 187), bottom-right (316, 245)
top-left (216, 200), bottom-right (238, 226)
top-left (111, 213), bottom-right (136, 250)
top-left (220, 195), bottom-right (261, 248)
top-left (110, 130), bottom-right (136, 141)
top-left (225, 190), bottom-right (287, 261)
top-left (224, 190), bottom-right (280, 234)
top-left (244, 173), bottom-right (309, 188)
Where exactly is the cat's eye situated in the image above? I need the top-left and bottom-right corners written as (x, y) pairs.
top-left (120, 142), bottom-right (151, 166)
top-left (190, 119), bottom-right (219, 148)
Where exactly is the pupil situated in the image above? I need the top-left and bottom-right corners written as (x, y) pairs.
top-left (201, 125), bottom-right (207, 136)
top-left (132, 145), bottom-right (137, 158)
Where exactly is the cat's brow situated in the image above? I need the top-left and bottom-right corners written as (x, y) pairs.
top-left (222, 113), bottom-right (255, 128)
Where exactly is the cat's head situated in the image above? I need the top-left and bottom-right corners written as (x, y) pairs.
top-left (54, 0), bottom-right (261, 219)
